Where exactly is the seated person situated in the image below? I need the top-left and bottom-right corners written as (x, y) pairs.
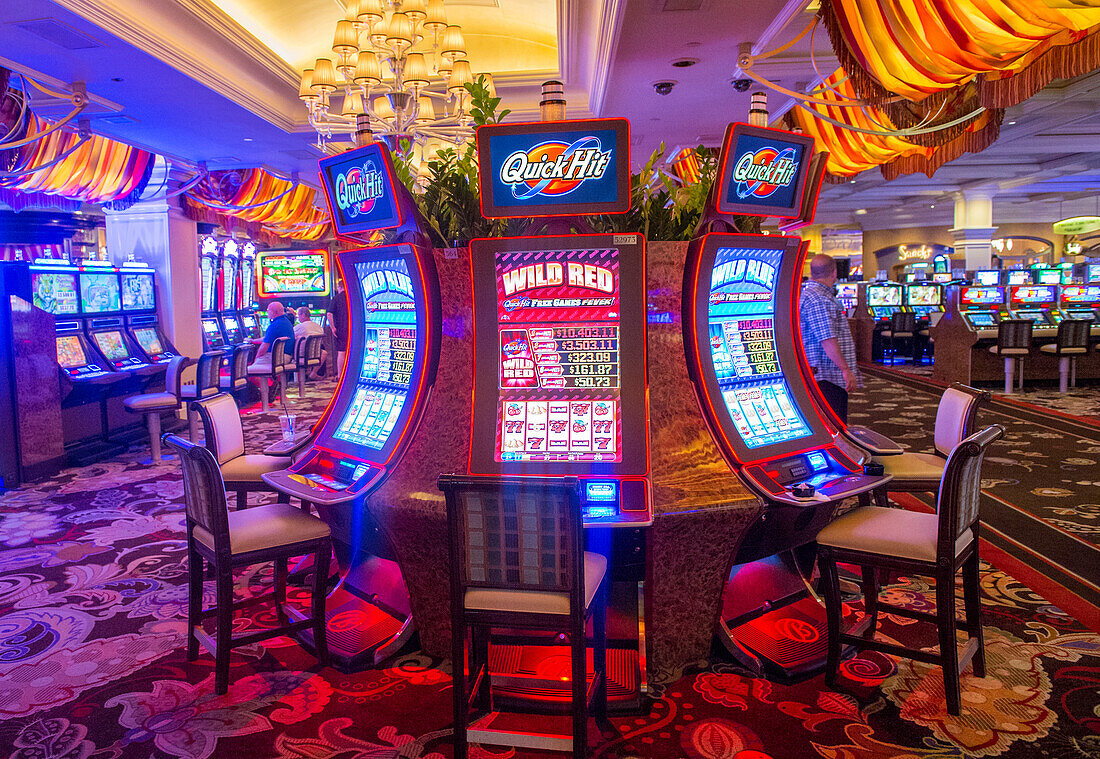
top-left (248, 301), bottom-right (295, 372)
top-left (294, 307), bottom-right (328, 380)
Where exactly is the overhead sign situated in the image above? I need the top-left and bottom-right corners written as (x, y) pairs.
top-left (318, 142), bottom-right (403, 238)
top-left (715, 123), bottom-right (815, 219)
top-left (1053, 216), bottom-right (1100, 236)
top-left (477, 118), bottom-right (631, 218)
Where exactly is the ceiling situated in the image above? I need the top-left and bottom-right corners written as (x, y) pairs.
top-left (1, 0), bottom-right (1097, 231)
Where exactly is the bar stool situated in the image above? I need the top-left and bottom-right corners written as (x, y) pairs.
top-left (917, 311), bottom-right (943, 364)
top-left (189, 393), bottom-right (299, 509)
top-left (219, 345), bottom-right (252, 402)
top-left (163, 434), bottom-right (331, 695)
top-left (988, 319), bottom-right (1032, 394)
top-left (180, 351), bottom-right (224, 439)
top-left (247, 336), bottom-right (292, 412)
top-left (817, 424), bottom-right (1005, 716)
top-left (439, 474), bottom-right (608, 759)
top-left (1039, 319), bottom-right (1090, 393)
top-left (871, 382), bottom-right (990, 507)
top-left (122, 355), bottom-right (191, 465)
top-left (881, 311), bottom-right (917, 364)
top-left (294, 334), bottom-right (324, 397)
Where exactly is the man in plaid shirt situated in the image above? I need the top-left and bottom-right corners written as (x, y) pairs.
top-left (800, 254), bottom-right (861, 422)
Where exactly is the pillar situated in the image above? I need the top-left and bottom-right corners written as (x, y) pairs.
top-left (103, 158), bottom-right (202, 359)
top-left (951, 191), bottom-right (997, 272)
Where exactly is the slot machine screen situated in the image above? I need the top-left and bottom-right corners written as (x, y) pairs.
top-left (1062, 285), bottom-right (1100, 304)
top-left (31, 270), bottom-right (79, 315)
top-left (867, 286), bottom-right (902, 307)
top-left (331, 257), bottom-right (418, 453)
top-left (1037, 269), bottom-right (1061, 286)
top-left (932, 272), bottom-right (952, 283)
top-left (1088, 263), bottom-right (1100, 283)
top-left (835, 283), bottom-right (858, 301)
top-left (202, 319), bottom-right (222, 341)
top-left (121, 272), bottom-right (156, 311)
top-left (960, 287), bottom-right (1005, 306)
top-left (257, 251), bottom-right (330, 297)
top-left (906, 284), bottom-right (941, 306)
top-left (94, 331), bottom-right (130, 361)
top-left (56, 335), bottom-right (87, 369)
top-left (1007, 270), bottom-right (1029, 286)
top-left (79, 272), bottom-right (121, 314)
top-left (470, 235), bottom-right (648, 475)
top-left (975, 270), bottom-right (1000, 286)
top-left (134, 328), bottom-right (164, 356)
top-left (707, 246), bottom-right (812, 450)
top-left (1011, 285), bottom-right (1056, 305)
top-left (968, 313), bottom-right (997, 327)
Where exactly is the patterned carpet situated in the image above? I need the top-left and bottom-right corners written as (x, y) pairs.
top-left (1, 378), bottom-right (1098, 758)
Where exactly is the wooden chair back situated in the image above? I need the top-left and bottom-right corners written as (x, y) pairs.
top-left (190, 394), bottom-right (245, 465)
top-left (163, 433), bottom-right (231, 557)
top-left (164, 355), bottom-right (190, 399)
top-left (225, 345), bottom-right (251, 388)
top-left (997, 319), bottom-right (1032, 350)
top-left (195, 351), bottom-right (225, 397)
top-left (933, 383), bottom-right (990, 458)
top-left (1055, 319), bottom-right (1090, 353)
top-left (935, 425), bottom-right (1004, 554)
top-left (890, 310), bottom-right (916, 334)
top-left (439, 475), bottom-right (583, 607)
top-left (270, 336), bottom-right (292, 374)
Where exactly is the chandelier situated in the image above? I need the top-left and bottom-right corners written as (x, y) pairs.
top-left (298, 0), bottom-right (489, 150)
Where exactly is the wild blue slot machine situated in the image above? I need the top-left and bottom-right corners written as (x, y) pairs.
top-left (261, 141), bottom-right (441, 669)
top-left (682, 123), bottom-right (891, 676)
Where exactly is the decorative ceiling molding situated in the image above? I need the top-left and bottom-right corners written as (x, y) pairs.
top-left (49, 0), bottom-right (304, 131)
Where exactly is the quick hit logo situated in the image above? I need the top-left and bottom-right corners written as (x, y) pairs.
top-left (499, 137), bottom-right (612, 200)
top-left (335, 160), bottom-right (385, 217)
top-left (733, 146), bottom-right (799, 200)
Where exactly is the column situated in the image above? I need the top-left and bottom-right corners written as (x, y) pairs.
top-left (950, 191), bottom-right (997, 272)
top-left (103, 159), bottom-right (202, 359)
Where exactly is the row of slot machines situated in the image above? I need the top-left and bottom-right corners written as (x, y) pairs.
top-left (860, 281), bottom-right (946, 322)
top-left (28, 258), bottom-right (178, 383)
top-left (956, 283), bottom-right (1100, 338)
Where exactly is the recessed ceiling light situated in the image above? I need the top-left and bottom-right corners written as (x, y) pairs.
top-left (1008, 120), bottom-right (1016, 125)
top-left (110, 77), bottom-right (123, 82)
top-left (930, 204), bottom-right (935, 208)
top-left (855, 209), bottom-right (867, 215)
top-left (672, 58), bottom-right (698, 68)
top-left (243, 137), bottom-right (254, 142)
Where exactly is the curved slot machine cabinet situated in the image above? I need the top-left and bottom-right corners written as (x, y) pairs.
top-left (262, 141), bottom-right (441, 669)
top-left (683, 233), bottom-right (891, 677)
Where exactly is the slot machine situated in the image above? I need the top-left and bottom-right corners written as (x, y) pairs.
top-left (1057, 284), bottom-right (1100, 330)
top-left (81, 261), bottom-right (161, 379)
top-left (1007, 284), bottom-right (1058, 337)
top-left (1006, 269), bottom-right (1030, 286)
top-left (835, 282), bottom-right (859, 317)
top-left (239, 242), bottom-right (261, 339)
top-left (957, 285), bottom-right (1007, 337)
top-left (682, 123), bottom-right (890, 676)
top-left (261, 141), bottom-right (441, 669)
top-left (218, 239), bottom-right (245, 345)
top-left (1088, 262), bottom-right (1100, 284)
top-left (199, 236), bottom-right (225, 351)
top-left (122, 261), bottom-right (181, 364)
top-left (1034, 267), bottom-right (1063, 286)
top-left (973, 270), bottom-right (1000, 287)
top-left (467, 117), bottom-right (652, 708)
top-left (866, 282), bottom-right (904, 322)
top-left (904, 282), bottom-right (943, 321)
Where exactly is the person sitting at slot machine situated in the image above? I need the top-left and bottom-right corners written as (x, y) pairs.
top-left (294, 307), bottom-right (328, 379)
top-left (800, 254), bottom-right (862, 422)
top-left (248, 301), bottom-right (295, 378)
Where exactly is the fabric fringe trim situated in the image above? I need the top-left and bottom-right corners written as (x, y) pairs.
top-left (880, 110), bottom-right (1003, 181)
top-left (980, 27), bottom-right (1100, 109)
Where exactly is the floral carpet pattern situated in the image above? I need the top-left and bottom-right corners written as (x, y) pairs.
top-left (1, 380), bottom-right (1099, 758)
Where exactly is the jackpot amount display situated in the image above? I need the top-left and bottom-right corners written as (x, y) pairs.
top-left (32, 272), bottom-right (79, 315)
top-left (261, 254), bottom-right (327, 294)
top-left (361, 326), bottom-right (416, 386)
top-left (494, 248), bottom-right (622, 463)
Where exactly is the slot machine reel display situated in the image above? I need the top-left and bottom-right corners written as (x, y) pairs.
top-left (261, 141), bottom-right (442, 669)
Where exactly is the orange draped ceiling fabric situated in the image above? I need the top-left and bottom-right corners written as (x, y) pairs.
top-left (786, 71), bottom-right (1002, 181)
top-left (820, 0), bottom-right (1100, 109)
top-left (0, 115), bottom-right (155, 204)
top-left (185, 168), bottom-right (329, 242)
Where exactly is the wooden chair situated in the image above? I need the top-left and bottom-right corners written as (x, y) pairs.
top-left (439, 475), bottom-right (608, 759)
top-left (247, 336), bottom-right (293, 412)
top-left (220, 344), bottom-right (252, 401)
top-left (122, 355), bottom-right (191, 464)
top-left (817, 424), bottom-right (1005, 716)
top-left (872, 383), bottom-right (990, 507)
top-left (163, 433), bottom-right (331, 695)
top-left (294, 334), bottom-right (324, 396)
top-left (881, 311), bottom-right (917, 364)
top-left (180, 351), bottom-right (225, 439)
top-left (1039, 319), bottom-right (1090, 393)
top-left (988, 319), bottom-right (1032, 394)
top-left (189, 393), bottom-right (306, 509)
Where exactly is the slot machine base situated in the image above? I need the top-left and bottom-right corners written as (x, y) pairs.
top-left (717, 551), bottom-right (857, 681)
top-left (477, 580), bottom-right (647, 715)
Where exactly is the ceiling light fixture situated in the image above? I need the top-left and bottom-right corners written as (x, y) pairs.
top-left (300, 0), bottom-right (486, 151)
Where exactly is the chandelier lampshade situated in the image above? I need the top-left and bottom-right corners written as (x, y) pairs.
top-left (353, 51), bottom-right (383, 86)
top-left (424, 0), bottom-right (447, 33)
top-left (404, 53), bottom-right (431, 88)
top-left (332, 19), bottom-right (360, 57)
top-left (311, 58), bottom-right (338, 93)
top-left (440, 25), bottom-right (466, 62)
top-left (448, 59), bottom-right (473, 93)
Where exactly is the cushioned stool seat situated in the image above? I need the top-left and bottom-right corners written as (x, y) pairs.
top-left (124, 392), bottom-right (178, 410)
top-left (193, 501), bottom-right (331, 556)
top-left (817, 506), bottom-right (972, 562)
top-left (122, 355), bottom-right (190, 465)
top-left (465, 552), bottom-right (608, 615)
top-left (219, 454), bottom-right (293, 482)
top-left (878, 451), bottom-right (948, 481)
top-left (1039, 344), bottom-right (1087, 354)
top-left (987, 345), bottom-right (1028, 355)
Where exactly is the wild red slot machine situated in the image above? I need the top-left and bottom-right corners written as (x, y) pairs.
top-left (682, 123), bottom-right (892, 677)
top-left (260, 141), bottom-right (441, 669)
